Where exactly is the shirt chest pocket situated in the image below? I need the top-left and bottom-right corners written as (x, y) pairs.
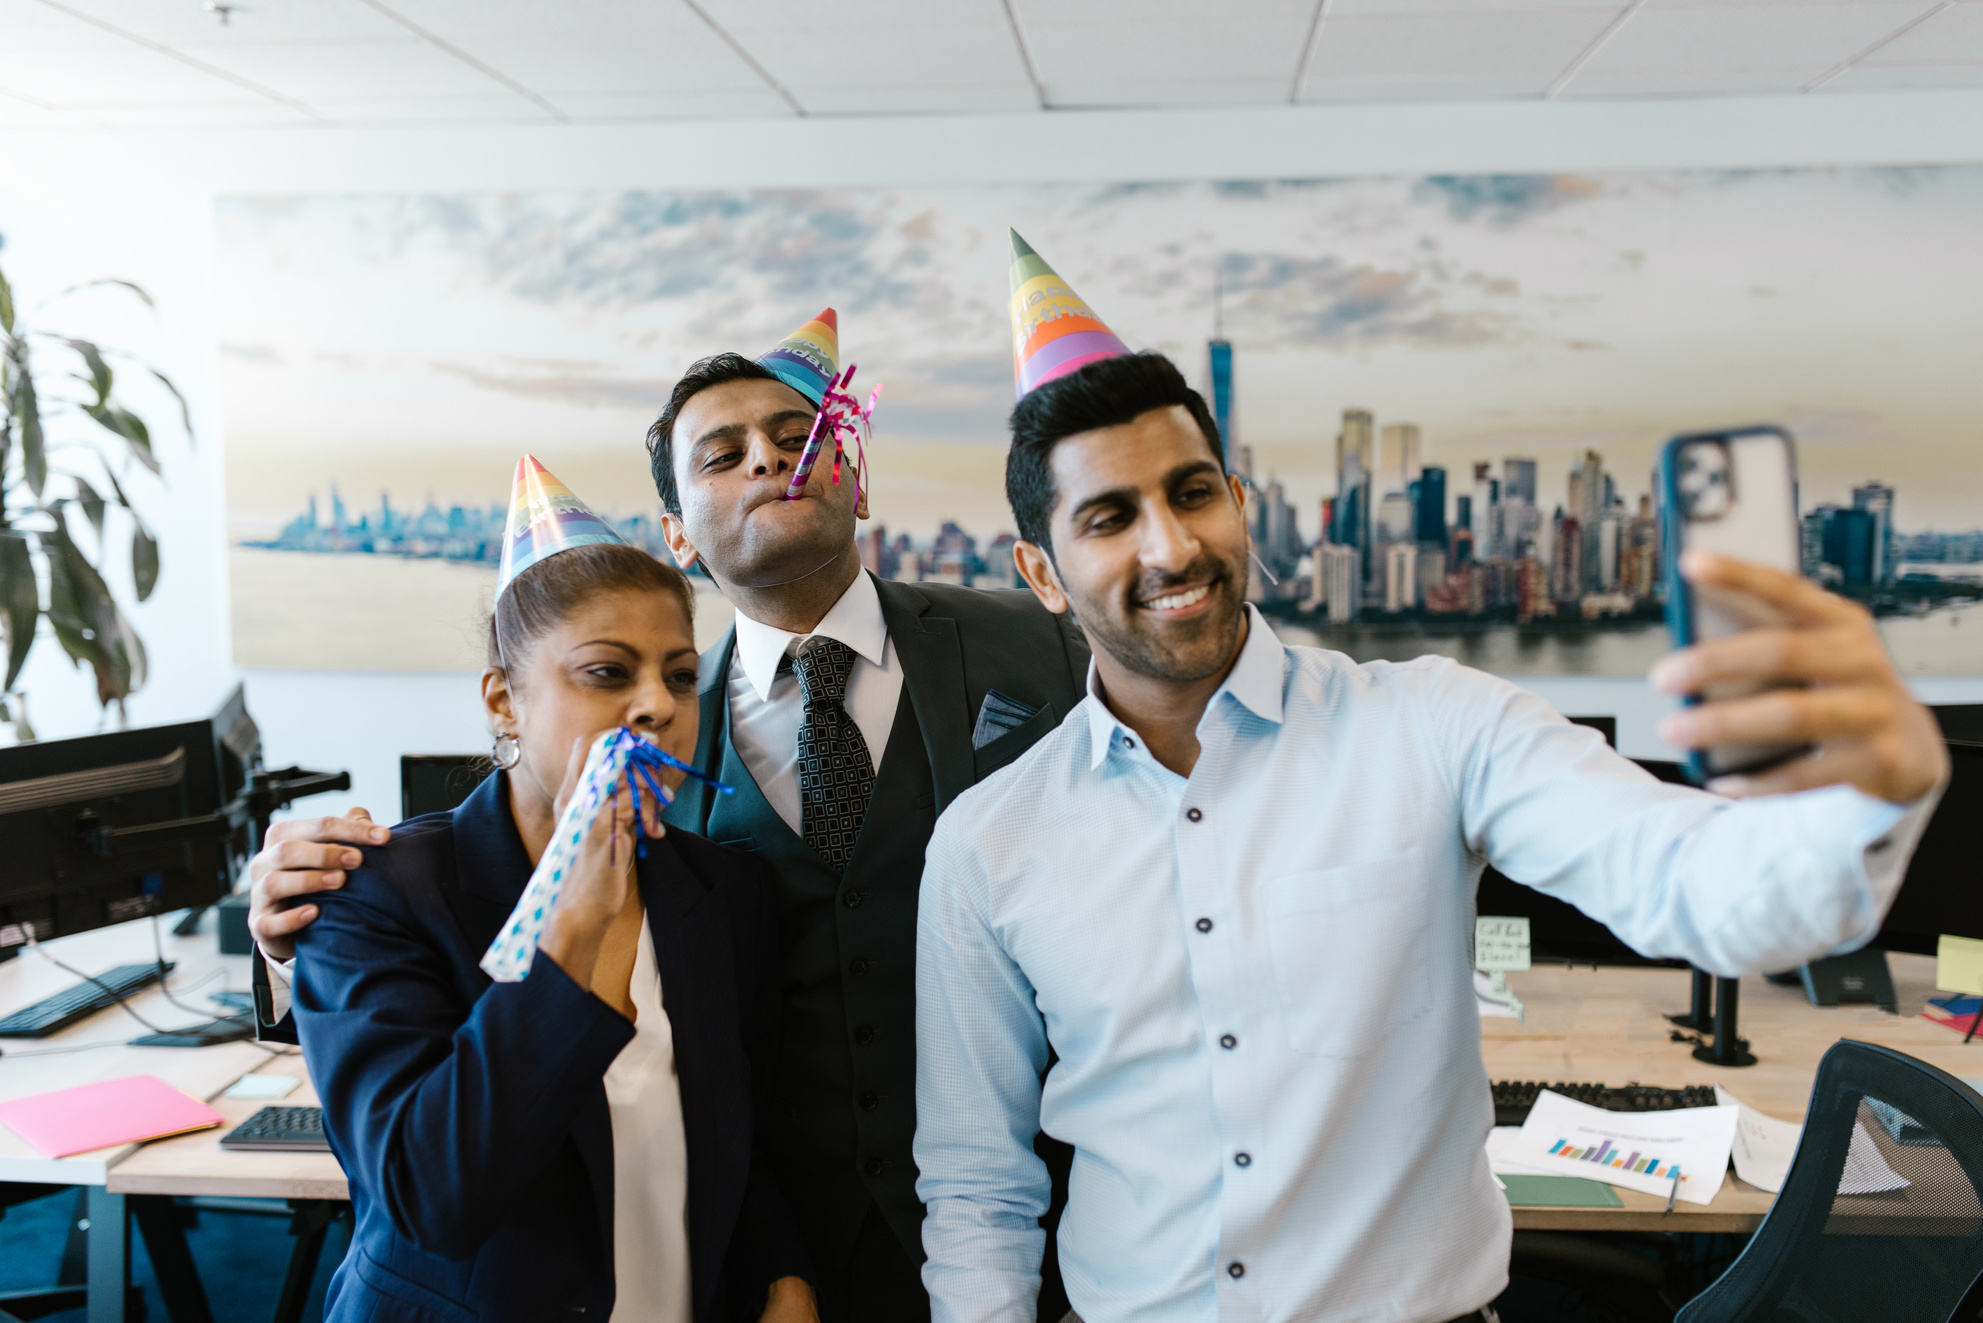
top-left (1260, 848), bottom-right (1433, 1059)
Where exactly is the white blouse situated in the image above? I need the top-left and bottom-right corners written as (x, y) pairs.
top-left (603, 914), bottom-right (692, 1323)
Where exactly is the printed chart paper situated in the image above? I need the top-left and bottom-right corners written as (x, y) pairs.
top-left (1512, 1089), bottom-right (1737, 1206)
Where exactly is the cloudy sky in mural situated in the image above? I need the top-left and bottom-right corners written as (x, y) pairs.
top-left (218, 166), bottom-right (1983, 539)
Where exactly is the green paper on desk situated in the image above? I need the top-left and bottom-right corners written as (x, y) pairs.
top-left (1500, 1175), bottom-right (1623, 1207)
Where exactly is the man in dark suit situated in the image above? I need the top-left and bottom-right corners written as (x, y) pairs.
top-left (247, 327), bottom-right (1086, 1322)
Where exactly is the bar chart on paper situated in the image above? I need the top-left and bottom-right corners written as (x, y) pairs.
top-left (1547, 1136), bottom-right (1681, 1180)
top-left (1513, 1089), bottom-right (1739, 1206)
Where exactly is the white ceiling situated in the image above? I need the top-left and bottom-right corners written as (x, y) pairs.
top-left (2, 0), bottom-right (1980, 130)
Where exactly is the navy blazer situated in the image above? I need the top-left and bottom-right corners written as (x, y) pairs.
top-left (293, 771), bottom-right (811, 1323)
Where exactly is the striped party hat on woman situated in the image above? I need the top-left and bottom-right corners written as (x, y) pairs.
top-left (495, 455), bottom-right (629, 602)
top-left (757, 307), bottom-right (840, 405)
top-left (1008, 230), bottom-right (1130, 399)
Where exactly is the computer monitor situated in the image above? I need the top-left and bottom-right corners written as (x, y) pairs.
top-left (1872, 708), bottom-right (1983, 956)
top-left (1474, 715), bottom-right (1691, 967)
top-left (401, 755), bottom-right (489, 821)
top-left (0, 686), bottom-right (261, 959)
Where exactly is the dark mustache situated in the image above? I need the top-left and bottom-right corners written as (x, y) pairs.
top-left (1129, 555), bottom-right (1233, 606)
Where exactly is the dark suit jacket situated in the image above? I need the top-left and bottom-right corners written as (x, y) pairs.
top-left (664, 575), bottom-right (1089, 1299)
top-left (292, 771), bottom-right (811, 1323)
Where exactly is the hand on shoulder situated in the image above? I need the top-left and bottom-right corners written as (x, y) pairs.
top-left (249, 808), bottom-right (391, 961)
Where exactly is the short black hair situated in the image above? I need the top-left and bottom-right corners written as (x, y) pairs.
top-left (645, 352), bottom-right (784, 514)
top-left (1005, 351), bottom-right (1224, 553)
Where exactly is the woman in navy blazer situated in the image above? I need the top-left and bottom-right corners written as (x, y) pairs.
top-left (292, 534), bottom-right (815, 1323)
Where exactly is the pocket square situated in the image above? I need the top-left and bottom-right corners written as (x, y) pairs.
top-left (972, 690), bottom-right (1040, 751)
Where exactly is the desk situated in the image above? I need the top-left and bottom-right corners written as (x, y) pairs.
top-left (1483, 952), bottom-right (1975, 1233)
top-left (0, 913), bottom-right (271, 1322)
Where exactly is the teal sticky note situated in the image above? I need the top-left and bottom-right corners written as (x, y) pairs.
top-left (224, 1073), bottom-right (301, 1101)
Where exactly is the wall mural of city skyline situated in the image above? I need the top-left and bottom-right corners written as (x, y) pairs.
top-left (216, 166), bottom-right (1983, 673)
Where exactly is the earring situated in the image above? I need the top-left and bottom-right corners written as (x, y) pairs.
top-left (492, 732), bottom-right (521, 770)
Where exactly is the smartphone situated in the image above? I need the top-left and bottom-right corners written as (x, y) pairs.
top-left (1657, 426), bottom-right (1808, 784)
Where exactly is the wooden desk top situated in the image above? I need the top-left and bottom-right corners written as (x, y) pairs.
top-left (107, 1047), bottom-right (347, 1201)
top-left (0, 913), bottom-right (271, 1185)
top-left (1484, 953), bottom-right (1979, 1232)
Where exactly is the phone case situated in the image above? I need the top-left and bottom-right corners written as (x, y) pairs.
top-left (1658, 426), bottom-right (1808, 784)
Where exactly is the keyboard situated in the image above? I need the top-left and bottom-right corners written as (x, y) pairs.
top-left (1493, 1080), bottom-right (1719, 1128)
top-left (220, 1106), bottom-right (331, 1152)
top-left (0, 962), bottom-right (173, 1037)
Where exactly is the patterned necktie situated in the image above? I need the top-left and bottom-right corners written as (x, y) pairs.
top-left (792, 637), bottom-right (876, 875)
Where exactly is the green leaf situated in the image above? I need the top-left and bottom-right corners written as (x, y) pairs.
top-left (46, 514), bottom-right (140, 706)
top-left (132, 520), bottom-right (158, 602)
top-left (0, 264), bottom-right (14, 335)
top-left (0, 531), bottom-right (37, 692)
top-left (14, 363), bottom-right (45, 497)
top-left (62, 338), bottom-right (113, 406)
top-left (51, 277), bottom-right (153, 309)
top-left (148, 368), bottom-right (193, 442)
top-left (85, 402), bottom-right (159, 475)
top-left (75, 476), bottom-right (107, 539)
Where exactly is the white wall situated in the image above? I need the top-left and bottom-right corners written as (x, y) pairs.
top-left (4, 90), bottom-right (1981, 820)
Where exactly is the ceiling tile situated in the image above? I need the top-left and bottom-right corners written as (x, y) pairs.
top-left (0, 45), bottom-right (274, 105)
top-left (71, 100), bottom-right (317, 127)
top-left (376, 0), bottom-right (775, 97)
top-left (0, 0), bottom-right (132, 52)
top-left (46, 0), bottom-right (412, 47)
top-left (304, 94), bottom-right (555, 123)
top-left (190, 37), bottom-right (532, 100)
top-left (1861, 1), bottom-right (1983, 62)
top-left (711, 20), bottom-right (1031, 91)
top-left (1822, 60), bottom-right (1983, 88)
top-left (1573, 4), bottom-right (1921, 75)
top-left (1301, 73), bottom-right (1559, 99)
top-left (1039, 77), bottom-right (1295, 108)
top-left (1303, 9), bottom-right (1620, 84)
top-left (1559, 67), bottom-right (1811, 93)
top-left (1328, 0), bottom-right (1625, 10)
top-left (1016, 0), bottom-right (1318, 93)
top-left (543, 88), bottom-right (796, 119)
top-left (0, 87), bottom-right (91, 125)
top-left (787, 82), bottom-right (1040, 115)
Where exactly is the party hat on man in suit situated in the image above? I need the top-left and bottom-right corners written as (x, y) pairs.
top-left (1008, 230), bottom-right (1131, 400)
top-left (756, 307), bottom-right (839, 406)
top-left (495, 454), bottom-right (629, 602)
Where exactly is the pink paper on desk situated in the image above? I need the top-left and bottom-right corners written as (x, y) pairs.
top-left (0, 1074), bottom-right (222, 1158)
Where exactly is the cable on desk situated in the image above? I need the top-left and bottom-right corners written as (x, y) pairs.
top-left (20, 926), bottom-right (205, 1037)
top-left (149, 915), bottom-right (254, 1028)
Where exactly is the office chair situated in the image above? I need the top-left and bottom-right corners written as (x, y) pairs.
top-left (0, 1184), bottom-right (86, 1321)
top-left (1676, 1041), bottom-right (1983, 1322)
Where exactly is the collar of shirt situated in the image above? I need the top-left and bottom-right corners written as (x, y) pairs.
top-left (730, 569), bottom-right (889, 704)
top-left (1079, 603), bottom-right (1287, 770)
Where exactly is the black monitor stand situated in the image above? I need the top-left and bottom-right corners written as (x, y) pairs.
top-left (1669, 969), bottom-right (1757, 1067)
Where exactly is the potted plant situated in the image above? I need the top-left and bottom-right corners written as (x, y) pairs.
top-left (0, 258), bottom-right (190, 742)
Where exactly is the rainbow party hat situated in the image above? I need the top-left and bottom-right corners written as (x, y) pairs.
top-left (495, 455), bottom-right (629, 602)
top-left (1009, 230), bottom-right (1130, 399)
top-left (756, 307), bottom-right (839, 405)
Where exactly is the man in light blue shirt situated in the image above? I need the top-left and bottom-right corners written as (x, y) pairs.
top-left (913, 351), bottom-right (1947, 1323)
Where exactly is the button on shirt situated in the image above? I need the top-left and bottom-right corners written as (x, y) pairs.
top-left (727, 569), bottom-right (901, 835)
top-left (914, 606), bottom-right (1933, 1323)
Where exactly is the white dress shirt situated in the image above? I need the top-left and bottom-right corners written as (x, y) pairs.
top-left (262, 573), bottom-right (903, 1019)
top-left (726, 569), bottom-right (902, 835)
top-left (915, 606), bottom-right (1933, 1323)
top-left (606, 912), bottom-right (693, 1323)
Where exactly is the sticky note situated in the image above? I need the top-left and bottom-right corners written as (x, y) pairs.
top-left (1937, 935), bottom-right (1983, 996)
top-left (223, 1073), bottom-right (301, 1101)
top-left (1476, 916), bottom-right (1532, 973)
